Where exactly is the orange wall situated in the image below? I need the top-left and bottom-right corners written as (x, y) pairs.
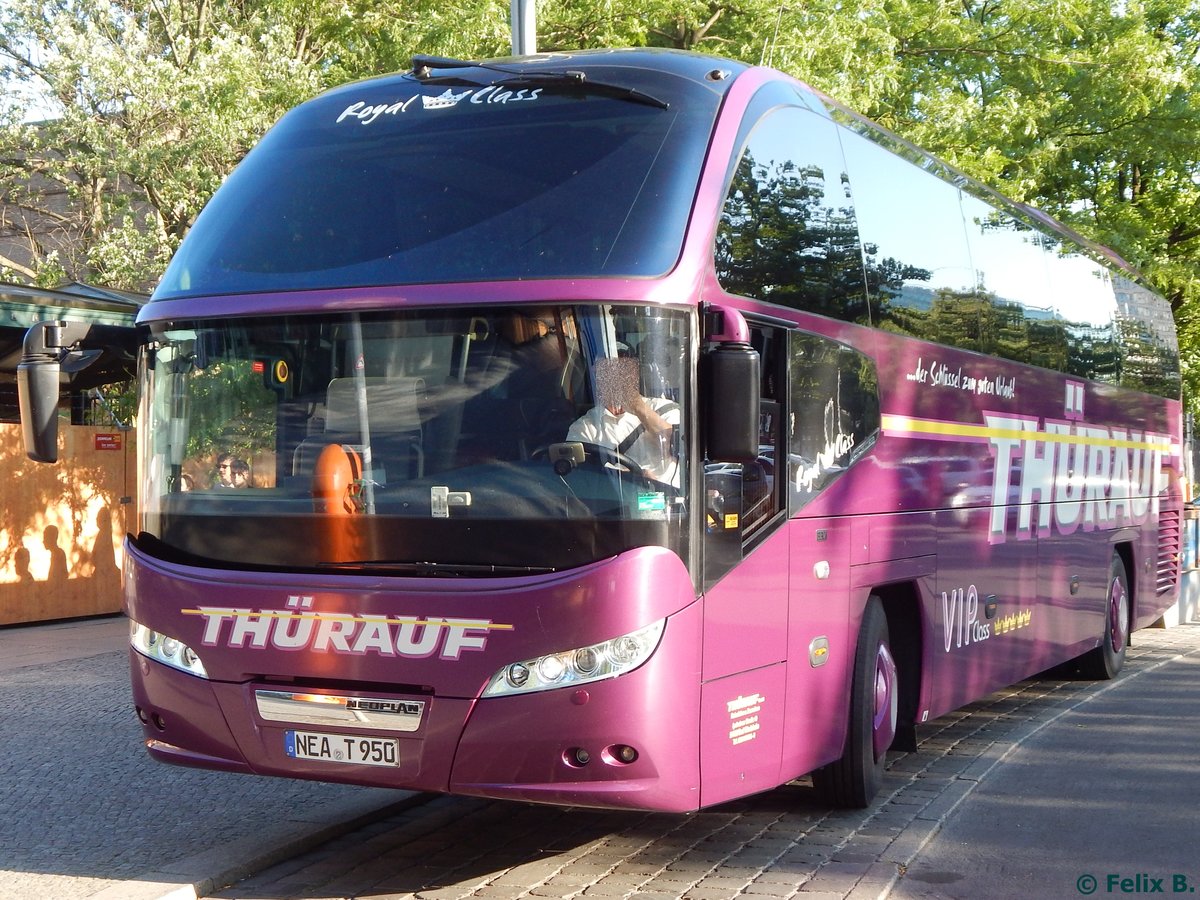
top-left (0, 423), bottom-right (133, 626)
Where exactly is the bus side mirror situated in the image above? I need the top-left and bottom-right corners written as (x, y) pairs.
top-left (701, 306), bottom-right (760, 463)
top-left (18, 322), bottom-right (69, 463)
top-left (18, 319), bottom-right (142, 464)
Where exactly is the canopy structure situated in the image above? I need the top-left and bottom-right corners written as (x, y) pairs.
top-left (0, 281), bottom-right (144, 390)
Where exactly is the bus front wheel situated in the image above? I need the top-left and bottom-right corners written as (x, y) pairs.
top-left (812, 596), bottom-right (897, 808)
top-left (1078, 555), bottom-right (1129, 680)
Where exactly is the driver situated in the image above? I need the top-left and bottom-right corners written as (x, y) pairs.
top-left (566, 356), bottom-right (679, 485)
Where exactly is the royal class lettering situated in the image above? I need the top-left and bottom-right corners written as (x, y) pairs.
top-left (986, 414), bottom-right (1169, 544)
top-left (184, 601), bottom-right (512, 660)
top-left (337, 86), bottom-right (543, 124)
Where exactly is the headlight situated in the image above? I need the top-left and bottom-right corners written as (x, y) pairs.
top-left (130, 620), bottom-right (209, 679)
top-left (483, 620), bottom-right (664, 697)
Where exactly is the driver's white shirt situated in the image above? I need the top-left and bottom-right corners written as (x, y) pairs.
top-left (566, 398), bottom-right (679, 485)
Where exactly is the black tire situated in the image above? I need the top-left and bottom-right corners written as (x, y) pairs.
top-left (1078, 555), bottom-right (1129, 680)
top-left (812, 596), bottom-right (898, 808)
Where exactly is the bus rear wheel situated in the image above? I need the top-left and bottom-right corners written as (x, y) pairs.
top-left (812, 596), bottom-right (897, 808)
top-left (1078, 555), bottom-right (1129, 680)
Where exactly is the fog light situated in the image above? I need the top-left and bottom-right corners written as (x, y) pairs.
top-left (608, 744), bottom-right (638, 764)
top-left (573, 748), bottom-right (590, 766)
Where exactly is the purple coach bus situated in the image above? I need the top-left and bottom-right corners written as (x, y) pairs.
top-left (19, 49), bottom-right (1183, 810)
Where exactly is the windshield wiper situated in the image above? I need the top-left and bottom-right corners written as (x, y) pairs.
top-left (410, 55), bottom-right (670, 110)
top-left (317, 559), bottom-right (557, 576)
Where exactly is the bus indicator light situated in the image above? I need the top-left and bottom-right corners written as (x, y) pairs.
top-left (506, 664), bottom-right (530, 689)
top-left (809, 637), bottom-right (830, 668)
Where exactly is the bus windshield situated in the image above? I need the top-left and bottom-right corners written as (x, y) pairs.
top-left (136, 304), bottom-right (691, 574)
top-left (153, 66), bottom-right (722, 299)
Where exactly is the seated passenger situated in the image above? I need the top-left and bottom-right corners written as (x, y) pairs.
top-left (215, 454), bottom-right (252, 488)
top-left (567, 356), bottom-right (679, 485)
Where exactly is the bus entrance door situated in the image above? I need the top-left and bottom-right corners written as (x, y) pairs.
top-left (697, 525), bottom-right (789, 807)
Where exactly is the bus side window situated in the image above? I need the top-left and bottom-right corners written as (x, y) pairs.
top-left (741, 324), bottom-right (786, 538)
top-left (788, 333), bottom-right (880, 513)
top-left (714, 104), bottom-right (868, 325)
top-left (703, 322), bottom-right (788, 587)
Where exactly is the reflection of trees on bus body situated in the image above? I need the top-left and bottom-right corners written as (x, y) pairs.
top-left (714, 108), bottom-right (1179, 402)
top-left (716, 151), bottom-right (868, 324)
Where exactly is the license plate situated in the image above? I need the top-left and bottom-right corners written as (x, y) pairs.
top-left (285, 730), bottom-right (400, 767)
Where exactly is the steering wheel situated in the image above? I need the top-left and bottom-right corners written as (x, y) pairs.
top-left (532, 441), bottom-right (644, 477)
top-left (576, 441), bottom-right (644, 475)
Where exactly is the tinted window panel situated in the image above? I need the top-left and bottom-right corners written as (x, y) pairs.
top-left (837, 122), bottom-right (1179, 399)
top-left (788, 332), bottom-right (879, 513)
top-left (837, 127), bottom-right (976, 339)
top-left (156, 70), bottom-right (721, 298)
top-left (959, 198), bottom-right (1068, 370)
top-left (1112, 275), bottom-right (1181, 397)
top-left (715, 106), bottom-right (868, 323)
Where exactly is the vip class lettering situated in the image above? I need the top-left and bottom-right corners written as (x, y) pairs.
top-left (942, 584), bottom-right (990, 653)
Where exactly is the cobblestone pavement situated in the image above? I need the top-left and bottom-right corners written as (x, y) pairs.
top-left (206, 619), bottom-right (1200, 900)
top-left (0, 619), bottom-right (403, 900)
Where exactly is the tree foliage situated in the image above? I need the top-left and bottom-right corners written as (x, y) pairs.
top-left (0, 0), bottom-right (324, 286)
top-left (2, 0), bottom-right (1199, 403)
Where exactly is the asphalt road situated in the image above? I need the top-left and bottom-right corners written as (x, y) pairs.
top-left (892, 648), bottom-right (1200, 899)
top-left (0, 616), bottom-right (405, 900)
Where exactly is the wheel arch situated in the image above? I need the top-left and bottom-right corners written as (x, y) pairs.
top-left (1113, 540), bottom-right (1135, 643)
top-left (871, 581), bottom-right (923, 752)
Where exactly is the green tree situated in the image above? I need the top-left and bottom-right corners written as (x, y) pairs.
top-left (0, 0), bottom-right (327, 289)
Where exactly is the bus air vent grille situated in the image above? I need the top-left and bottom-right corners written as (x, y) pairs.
top-left (1156, 507), bottom-right (1182, 595)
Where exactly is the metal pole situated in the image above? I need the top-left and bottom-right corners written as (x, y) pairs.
top-left (510, 0), bottom-right (536, 56)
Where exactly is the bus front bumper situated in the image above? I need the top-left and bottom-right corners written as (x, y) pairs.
top-left (128, 601), bottom-right (703, 811)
